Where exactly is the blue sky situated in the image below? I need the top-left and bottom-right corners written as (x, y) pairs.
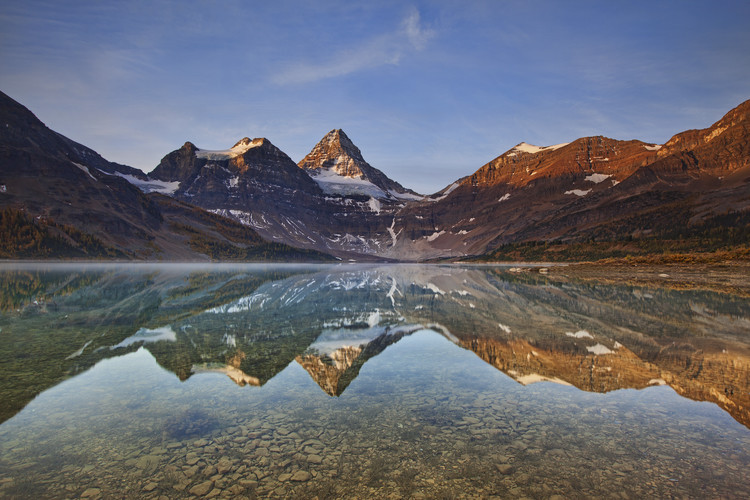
top-left (2, 1), bottom-right (749, 194)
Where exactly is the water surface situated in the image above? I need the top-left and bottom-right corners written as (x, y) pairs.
top-left (0, 263), bottom-right (748, 498)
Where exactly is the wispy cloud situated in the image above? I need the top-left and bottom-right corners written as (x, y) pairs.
top-left (273, 7), bottom-right (434, 85)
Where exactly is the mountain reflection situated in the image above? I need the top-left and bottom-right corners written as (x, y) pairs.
top-left (1, 264), bottom-right (748, 428)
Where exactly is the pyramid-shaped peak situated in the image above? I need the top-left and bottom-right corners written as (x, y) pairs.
top-left (299, 129), bottom-right (422, 200)
top-left (322, 128), bottom-right (357, 149)
top-left (324, 128), bottom-right (346, 139)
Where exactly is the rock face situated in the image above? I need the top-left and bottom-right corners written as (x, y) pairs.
top-left (386, 99), bottom-right (750, 260)
top-left (462, 138), bottom-right (657, 189)
top-left (298, 129), bottom-right (420, 200)
top-left (151, 137), bottom-right (323, 202)
top-left (0, 90), bottom-right (162, 256)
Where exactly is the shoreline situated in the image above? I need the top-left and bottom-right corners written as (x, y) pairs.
top-left (546, 260), bottom-right (750, 297)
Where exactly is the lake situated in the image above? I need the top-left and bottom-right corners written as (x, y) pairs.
top-left (0, 263), bottom-right (748, 499)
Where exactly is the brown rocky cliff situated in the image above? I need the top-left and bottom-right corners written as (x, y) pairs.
top-left (464, 136), bottom-right (658, 190)
top-left (149, 141), bottom-right (204, 182)
top-left (298, 129), bottom-right (367, 177)
top-left (651, 99), bottom-right (750, 177)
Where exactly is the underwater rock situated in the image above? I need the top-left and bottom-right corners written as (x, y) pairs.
top-left (291, 470), bottom-right (311, 482)
top-left (189, 480), bottom-right (213, 496)
top-left (496, 464), bottom-right (513, 475)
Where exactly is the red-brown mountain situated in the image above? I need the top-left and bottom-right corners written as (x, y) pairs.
top-left (385, 99), bottom-right (750, 260)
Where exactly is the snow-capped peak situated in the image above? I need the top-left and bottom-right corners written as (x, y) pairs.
top-left (508, 141), bottom-right (570, 157)
top-left (195, 137), bottom-right (263, 160)
top-left (299, 128), bottom-right (423, 200)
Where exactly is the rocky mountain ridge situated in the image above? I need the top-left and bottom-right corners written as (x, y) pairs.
top-left (2, 88), bottom-right (748, 261)
top-left (390, 100), bottom-right (750, 260)
top-left (148, 129), bottom-right (416, 259)
top-left (137, 98), bottom-right (750, 261)
top-left (0, 90), bottom-right (332, 262)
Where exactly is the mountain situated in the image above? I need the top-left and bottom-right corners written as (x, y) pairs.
top-left (386, 100), bottom-right (750, 261)
top-left (0, 90), bottom-right (332, 262)
top-left (2, 87), bottom-right (748, 262)
top-left (147, 131), bottom-right (419, 259)
top-left (298, 128), bottom-right (422, 200)
top-left (149, 99), bottom-right (747, 262)
top-left (150, 136), bottom-right (323, 200)
top-left (384, 136), bottom-right (664, 259)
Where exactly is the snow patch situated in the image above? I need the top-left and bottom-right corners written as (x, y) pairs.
top-left (566, 330), bottom-right (593, 339)
top-left (586, 343), bottom-right (613, 355)
top-left (431, 181), bottom-right (461, 201)
top-left (644, 144), bottom-right (662, 151)
top-left (310, 169), bottom-right (390, 198)
top-left (565, 189), bottom-right (592, 197)
top-left (584, 173), bottom-right (611, 184)
top-left (512, 142), bottom-right (570, 155)
top-left (386, 277), bottom-right (399, 306)
top-left (192, 363), bottom-right (260, 386)
top-left (368, 197), bottom-right (381, 214)
top-left (367, 310), bottom-right (381, 327)
top-left (426, 230), bottom-right (445, 242)
top-left (498, 323), bottom-right (511, 334)
top-left (387, 218), bottom-right (399, 247)
top-left (195, 138), bottom-right (262, 160)
top-left (389, 189), bottom-right (424, 201)
top-left (516, 374), bottom-right (573, 386)
top-left (498, 193), bottom-right (511, 202)
top-left (66, 340), bottom-right (93, 360)
top-left (116, 173), bottom-right (181, 195)
top-left (71, 162), bottom-right (97, 181)
top-left (425, 283), bottom-right (445, 295)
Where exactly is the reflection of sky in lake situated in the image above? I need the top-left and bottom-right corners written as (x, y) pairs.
top-left (0, 264), bottom-right (748, 498)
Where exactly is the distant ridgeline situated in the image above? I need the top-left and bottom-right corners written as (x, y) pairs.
top-left (1, 88), bottom-right (749, 261)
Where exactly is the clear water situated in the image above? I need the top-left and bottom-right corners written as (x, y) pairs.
top-left (0, 263), bottom-right (748, 499)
